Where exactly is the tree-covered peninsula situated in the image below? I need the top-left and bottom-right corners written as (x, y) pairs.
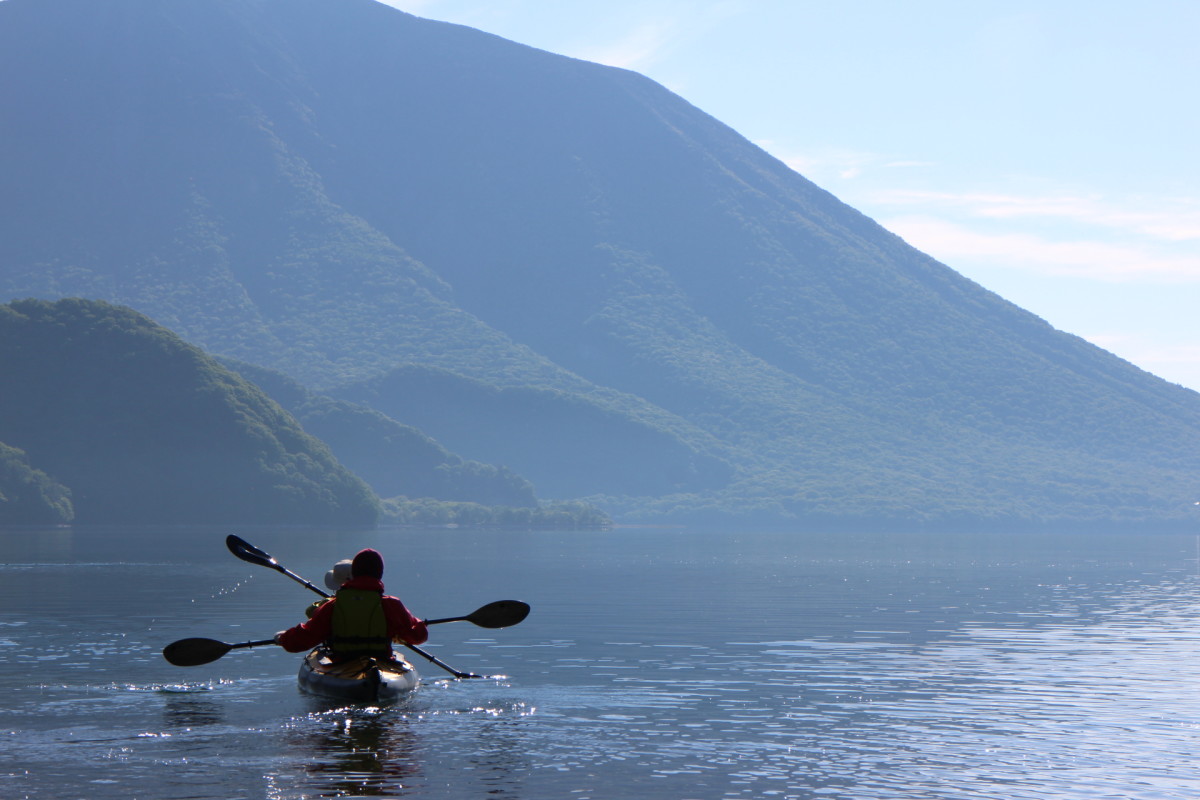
top-left (0, 442), bottom-right (74, 525)
top-left (0, 299), bottom-right (380, 525)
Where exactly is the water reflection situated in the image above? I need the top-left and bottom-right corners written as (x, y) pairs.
top-left (0, 525), bottom-right (73, 563)
top-left (459, 715), bottom-right (533, 798)
top-left (283, 707), bottom-right (423, 797)
top-left (162, 695), bottom-right (225, 729)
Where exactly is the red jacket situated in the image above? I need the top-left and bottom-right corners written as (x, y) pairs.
top-left (276, 576), bottom-right (428, 653)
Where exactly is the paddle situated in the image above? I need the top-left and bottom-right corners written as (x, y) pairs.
top-left (163, 637), bottom-right (276, 667)
top-left (224, 535), bottom-right (497, 679)
top-left (426, 599), bottom-right (530, 628)
top-left (160, 599), bottom-right (528, 668)
top-left (225, 534), bottom-right (328, 597)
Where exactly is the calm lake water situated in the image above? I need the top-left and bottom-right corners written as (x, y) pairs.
top-left (2, 525), bottom-right (1199, 799)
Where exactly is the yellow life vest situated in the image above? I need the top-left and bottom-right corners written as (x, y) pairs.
top-left (328, 588), bottom-right (390, 657)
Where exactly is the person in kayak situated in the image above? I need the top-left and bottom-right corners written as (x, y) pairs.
top-left (325, 559), bottom-right (354, 591)
top-left (275, 548), bottom-right (428, 660)
top-left (302, 558), bottom-right (353, 618)
top-left (297, 556), bottom-right (352, 618)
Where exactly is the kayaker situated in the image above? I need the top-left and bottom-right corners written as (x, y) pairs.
top-left (325, 558), bottom-right (353, 591)
top-left (303, 558), bottom-right (353, 618)
top-left (274, 548), bottom-right (428, 660)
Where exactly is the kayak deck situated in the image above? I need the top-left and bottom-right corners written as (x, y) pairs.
top-left (298, 648), bottom-right (419, 703)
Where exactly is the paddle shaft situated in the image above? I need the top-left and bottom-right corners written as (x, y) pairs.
top-left (226, 535), bottom-right (482, 679)
top-left (231, 638), bottom-right (278, 650)
top-left (268, 563), bottom-right (326, 598)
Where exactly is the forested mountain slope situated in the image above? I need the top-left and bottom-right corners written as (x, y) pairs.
top-left (2, 0), bottom-right (1198, 527)
top-left (222, 359), bottom-right (542, 507)
top-left (0, 442), bottom-right (74, 525)
top-left (0, 299), bottom-right (380, 525)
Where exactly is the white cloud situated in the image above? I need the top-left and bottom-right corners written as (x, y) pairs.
top-left (882, 215), bottom-right (1200, 283)
top-left (771, 146), bottom-right (882, 182)
top-left (768, 148), bottom-right (938, 189)
top-left (883, 160), bottom-right (935, 169)
top-left (871, 190), bottom-right (1200, 243)
top-left (575, 18), bottom-right (679, 70)
top-left (573, 2), bottom-right (746, 73)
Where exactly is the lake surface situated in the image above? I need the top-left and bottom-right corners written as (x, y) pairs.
top-left (2, 525), bottom-right (1199, 799)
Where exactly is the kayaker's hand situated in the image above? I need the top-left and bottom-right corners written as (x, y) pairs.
top-left (273, 631), bottom-right (286, 645)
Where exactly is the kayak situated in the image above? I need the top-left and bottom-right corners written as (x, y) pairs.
top-left (298, 648), bottom-right (419, 703)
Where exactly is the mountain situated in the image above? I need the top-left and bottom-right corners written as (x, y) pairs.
top-left (0, 298), bottom-right (380, 525)
top-left (2, 0), bottom-right (1199, 528)
top-left (221, 359), bottom-right (541, 506)
top-left (333, 364), bottom-right (734, 499)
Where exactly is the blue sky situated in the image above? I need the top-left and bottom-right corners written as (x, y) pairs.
top-left (381, 0), bottom-right (1200, 392)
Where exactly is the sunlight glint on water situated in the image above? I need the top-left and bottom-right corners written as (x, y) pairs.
top-left (0, 526), bottom-right (1198, 799)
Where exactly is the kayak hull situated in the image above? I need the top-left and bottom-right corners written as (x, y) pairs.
top-left (298, 648), bottom-right (419, 703)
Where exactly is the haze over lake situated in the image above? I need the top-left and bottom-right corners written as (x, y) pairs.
top-left (3, 525), bottom-right (1198, 799)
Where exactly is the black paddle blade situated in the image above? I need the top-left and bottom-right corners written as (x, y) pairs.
top-left (224, 534), bottom-right (329, 599)
top-left (226, 534), bottom-right (277, 568)
top-left (425, 600), bottom-right (530, 628)
top-left (464, 600), bottom-right (530, 628)
top-left (163, 637), bottom-right (277, 666)
top-left (163, 637), bottom-right (233, 667)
